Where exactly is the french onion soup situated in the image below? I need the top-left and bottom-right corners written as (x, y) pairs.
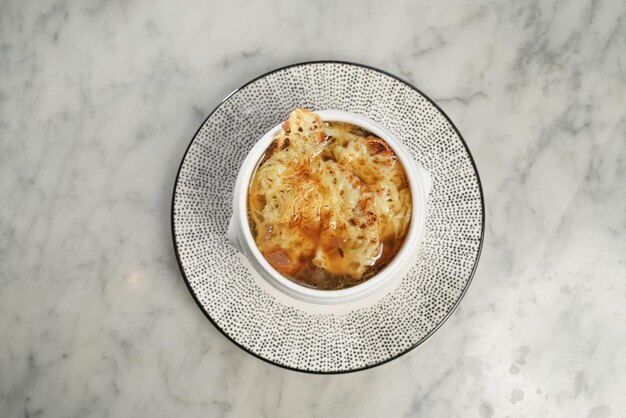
top-left (247, 109), bottom-right (412, 290)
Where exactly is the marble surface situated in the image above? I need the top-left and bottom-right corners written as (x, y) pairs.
top-left (1, 0), bottom-right (625, 416)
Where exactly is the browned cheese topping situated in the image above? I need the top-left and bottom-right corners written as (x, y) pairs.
top-left (248, 109), bottom-right (412, 290)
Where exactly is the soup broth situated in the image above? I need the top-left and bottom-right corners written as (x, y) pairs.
top-left (247, 109), bottom-right (412, 290)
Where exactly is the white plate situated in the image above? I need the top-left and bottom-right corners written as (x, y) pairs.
top-left (172, 61), bottom-right (484, 374)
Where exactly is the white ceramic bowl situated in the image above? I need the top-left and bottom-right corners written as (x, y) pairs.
top-left (228, 110), bottom-right (432, 304)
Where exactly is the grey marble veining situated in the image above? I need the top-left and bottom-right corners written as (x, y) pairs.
top-left (1, 0), bottom-right (625, 416)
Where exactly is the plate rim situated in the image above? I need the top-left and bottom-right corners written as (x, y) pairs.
top-left (171, 60), bottom-right (486, 374)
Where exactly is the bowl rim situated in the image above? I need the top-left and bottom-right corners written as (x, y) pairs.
top-left (171, 60), bottom-right (485, 375)
top-left (232, 109), bottom-right (429, 303)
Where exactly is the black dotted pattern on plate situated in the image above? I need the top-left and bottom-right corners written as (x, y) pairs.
top-left (173, 62), bottom-right (483, 373)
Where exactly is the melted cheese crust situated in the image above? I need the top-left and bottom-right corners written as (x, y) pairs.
top-left (248, 109), bottom-right (411, 282)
